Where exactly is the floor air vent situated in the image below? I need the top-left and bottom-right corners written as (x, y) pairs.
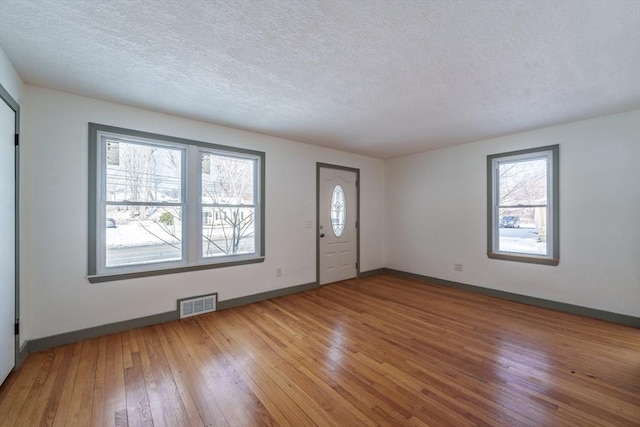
top-left (178, 293), bottom-right (218, 319)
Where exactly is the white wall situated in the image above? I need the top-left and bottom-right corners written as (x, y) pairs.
top-left (21, 85), bottom-right (385, 340)
top-left (386, 110), bottom-right (640, 317)
top-left (18, 81), bottom-right (639, 342)
top-left (0, 47), bottom-right (23, 104)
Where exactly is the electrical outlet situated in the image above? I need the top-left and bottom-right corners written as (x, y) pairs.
top-left (454, 263), bottom-right (463, 272)
top-left (305, 220), bottom-right (312, 229)
top-left (276, 267), bottom-right (282, 277)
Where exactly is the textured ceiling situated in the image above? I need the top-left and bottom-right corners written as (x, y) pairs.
top-left (1, 0), bottom-right (639, 158)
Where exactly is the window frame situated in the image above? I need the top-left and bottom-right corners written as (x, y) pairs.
top-left (88, 123), bottom-right (265, 283)
top-left (487, 145), bottom-right (559, 266)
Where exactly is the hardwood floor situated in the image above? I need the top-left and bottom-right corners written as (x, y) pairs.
top-left (1, 273), bottom-right (638, 426)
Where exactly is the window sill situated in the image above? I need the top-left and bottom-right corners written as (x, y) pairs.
top-left (487, 252), bottom-right (559, 266)
top-left (88, 256), bottom-right (265, 283)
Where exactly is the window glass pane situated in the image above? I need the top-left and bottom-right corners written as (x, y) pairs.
top-left (202, 207), bottom-right (255, 258)
top-left (498, 158), bottom-right (547, 206)
top-left (106, 140), bottom-right (182, 203)
top-left (201, 153), bottom-right (254, 205)
top-left (498, 207), bottom-right (548, 255)
top-left (331, 185), bottom-right (346, 237)
top-left (105, 205), bottom-right (182, 267)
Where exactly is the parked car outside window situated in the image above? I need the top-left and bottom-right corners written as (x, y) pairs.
top-left (499, 215), bottom-right (520, 228)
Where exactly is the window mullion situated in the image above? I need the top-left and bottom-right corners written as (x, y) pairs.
top-left (493, 160), bottom-right (500, 253)
top-left (202, 205), bottom-right (257, 211)
top-left (498, 204), bottom-right (547, 208)
top-left (105, 201), bottom-right (183, 207)
top-left (98, 137), bottom-right (107, 272)
top-left (186, 146), bottom-right (199, 264)
top-left (546, 157), bottom-right (553, 256)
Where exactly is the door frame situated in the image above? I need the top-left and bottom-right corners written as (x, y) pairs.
top-left (316, 163), bottom-right (360, 285)
top-left (0, 83), bottom-right (20, 368)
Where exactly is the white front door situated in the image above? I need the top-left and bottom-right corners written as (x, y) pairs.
top-left (319, 167), bottom-right (357, 285)
top-left (0, 97), bottom-right (16, 385)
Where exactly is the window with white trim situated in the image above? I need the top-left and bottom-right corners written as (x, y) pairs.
top-left (487, 145), bottom-right (559, 265)
top-left (88, 124), bottom-right (264, 282)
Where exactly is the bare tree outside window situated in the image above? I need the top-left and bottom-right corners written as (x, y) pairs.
top-left (201, 154), bottom-right (256, 257)
top-left (499, 159), bottom-right (547, 207)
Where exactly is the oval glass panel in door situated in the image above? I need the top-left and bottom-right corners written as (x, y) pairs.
top-left (331, 184), bottom-right (346, 237)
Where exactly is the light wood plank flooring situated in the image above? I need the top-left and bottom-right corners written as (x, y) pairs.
top-left (1, 274), bottom-right (639, 426)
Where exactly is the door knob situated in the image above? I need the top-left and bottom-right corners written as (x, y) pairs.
top-left (320, 233), bottom-right (325, 238)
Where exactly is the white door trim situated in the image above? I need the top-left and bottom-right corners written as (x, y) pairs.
top-left (316, 163), bottom-right (360, 285)
top-left (0, 83), bottom-right (20, 377)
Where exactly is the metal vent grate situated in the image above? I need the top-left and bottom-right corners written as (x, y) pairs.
top-left (178, 293), bottom-right (217, 319)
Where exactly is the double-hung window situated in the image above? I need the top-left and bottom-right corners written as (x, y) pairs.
top-left (88, 123), bottom-right (265, 282)
top-left (487, 145), bottom-right (559, 265)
